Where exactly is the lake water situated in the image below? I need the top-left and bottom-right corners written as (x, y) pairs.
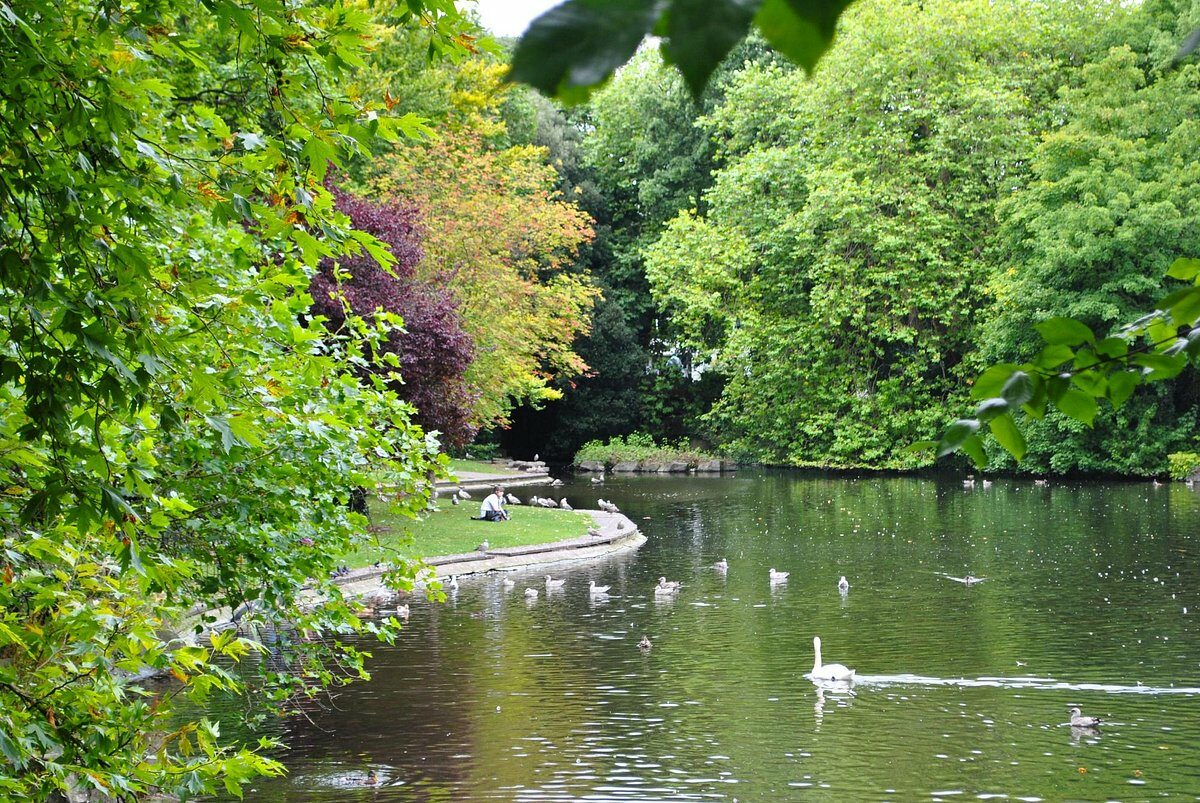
top-left (218, 472), bottom-right (1200, 800)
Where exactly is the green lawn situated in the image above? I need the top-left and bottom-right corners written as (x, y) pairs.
top-left (343, 501), bottom-right (591, 568)
top-left (447, 458), bottom-right (525, 477)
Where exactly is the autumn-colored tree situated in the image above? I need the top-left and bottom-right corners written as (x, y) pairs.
top-left (310, 187), bottom-right (477, 446)
top-left (370, 62), bottom-right (599, 429)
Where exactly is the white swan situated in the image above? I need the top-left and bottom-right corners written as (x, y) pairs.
top-left (809, 636), bottom-right (855, 682)
top-left (524, 587), bottom-right (538, 599)
top-left (769, 568), bottom-right (789, 582)
top-left (589, 580), bottom-right (610, 595)
top-left (838, 576), bottom-right (849, 592)
top-left (545, 575), bottom-right (566, 590)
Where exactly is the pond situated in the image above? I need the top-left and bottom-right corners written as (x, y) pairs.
top-left (216, 472), bottom-right (1200, 800)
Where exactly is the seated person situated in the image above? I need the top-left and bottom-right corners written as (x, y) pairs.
top-left (479, 485), bottom-right (509, 521)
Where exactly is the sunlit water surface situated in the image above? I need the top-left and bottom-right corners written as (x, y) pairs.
top-left (213, 473), bottom-right (1200, 800)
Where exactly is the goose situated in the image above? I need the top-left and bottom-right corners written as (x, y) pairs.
top-left (638, 635), bottom-right (652, 650)
top-left (502, 577), bottom-right (515, 589)
top-left (446, 576), bottom-right (459, 591)
top-left (768, 568), bottom-right (789, 582)
top-left (524, 587), bottom-right (539, 599)
top-left (714, 559), bottom-right (728, 571)
top-left (1069, 707), bottom-right (1101, 728)
top-left (560, 499), bottom-right (573, 511)
top-left (838, 576), bottom-right (849, 592)
top-left (589, 580), bottom-right (610, 595)
top-left (396, 603), bottom-right (410, 619)
top-left (809, 636), bottom-right (855, 682)
top-left (545, 575), bottom-right (566, 590)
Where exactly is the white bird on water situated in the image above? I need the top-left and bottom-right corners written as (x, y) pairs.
top-left (808, 636), bottom-right (855, 682)
top-left (545, 575), bottom-right (566, 590)
top-left (714, 559), bottom-right (728, 572)
top-left (524, 587), bottom-right (539, 599)
top-left (654, 576), bottom-right (681, 595)
top-left (502, 577), bottom-right (515, 589)
top-left (945, 574), bottom-right (986, 585)
top-left (446, 576), bottom-right (459, 591)
top-left (769, 568), bottom-right (789, 583)
top-left (838, 576), bottom-right (849, 592)
top-left (1069, 707), bottom-right (1101, 728)
top-left (589, 580), bottom-right (610, 595)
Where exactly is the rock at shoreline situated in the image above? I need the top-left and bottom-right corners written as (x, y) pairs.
top-left (612, 460), bottom-right (640, 473)
top-left (577, 460), bottom-right (605, 472)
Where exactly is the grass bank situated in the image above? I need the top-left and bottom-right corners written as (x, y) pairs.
top-left (448, 458), bottom-right (525, 477)
top-left (345, 502), bottom-right (590, 567)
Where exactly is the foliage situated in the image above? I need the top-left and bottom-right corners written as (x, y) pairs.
top-left (574, 433), bottom-right (715, 466)
top-left (0, 0), bottom-right (470, 796)
top-left (309, 186), bottom-right (477, 447)
top-left (510, 0), bottom-right (853, 103)
top-left (1167, 452), bottom-right (1200, 479)
top-left (644, 0), bottom-right (1120, 470)
top-left (369, 61), bottom-right (599, 429)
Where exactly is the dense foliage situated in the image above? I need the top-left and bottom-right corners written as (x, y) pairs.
top-left (309, 187), bottom-right (476, 446)
top-left (0, 0), bottom-right (468, 796)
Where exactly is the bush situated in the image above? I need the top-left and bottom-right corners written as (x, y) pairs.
top-left (574, 433), bottom-right (716, 466)
top-left (1168, 452), bottom-right (1200, 480)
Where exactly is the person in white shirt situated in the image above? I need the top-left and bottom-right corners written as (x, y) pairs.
top-left (479, 485), bottom-right (509, 521)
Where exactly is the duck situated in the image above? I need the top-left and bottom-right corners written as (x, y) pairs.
top-left (363, 769), bottom-right (379, 786)
top-left (838, 576), bottom-right (849, 592)
top-left (714, 559), bottom-right (728, 571)
top-left (809, 636), bottom-right (855, 682)
top-left (524, 587), bottom-right (539, 599)
top-left (589, 580), bottom-right (610, 595)
top-left (1069, 707), bottom-right (1101, 728)
top-left (545, 575), bottom-right (566, 590)
top-left (655, 576), bottom-right (681, 593)
top-left (638, 635), bottom-right (652, 650)
top-left (768, 568), bottom-right (789, 583)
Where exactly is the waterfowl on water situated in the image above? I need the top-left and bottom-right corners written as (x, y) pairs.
top-left (838, 576), bottom-right (849, 592)
top-left (945, 574), bottom-right (986, 585)
top-left (524, 587), bottom-right (539, 599)
top-left (364, 770), bottom-right (379, 786)
top-left (654, 577), bottom-right (681, 595)
top-left (769, 568), bottom-right (789, 582)
top-left (714, 559), bottom-right (728, 571)
top-left (589, 580), bottom-right (611, 595)
top-left (1069, 707), bottom-right (1101, 728)
top-left (446, 576), bottom-right (459, 591)
top-left (638, 635), bottom-right (652, 650)
top-left (502, 577), bottom-right (515, 589)
top-left (545, 575), bottom-right (566, 590)
top-left (396, 603), bottom-right (410, 619)
top-left (809, 636), bottom-right (855, 682)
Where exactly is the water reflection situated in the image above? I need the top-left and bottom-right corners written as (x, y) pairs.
top-left (212, 473), bottom-right (1200, 800)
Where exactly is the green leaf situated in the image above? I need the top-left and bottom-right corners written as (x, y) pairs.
top-left (205, 415), bottom-right (237, 453)
top-left (662, 0), bottom-right (760, 98)
top-left (1166, 257), bottom-right (1200, 281)
top-left (1056, 388), bottom-right (1098, 426)
top-left (1132, 352), bottom-right (1187, 380)
top-left (1107, 370), bottom-right (1139, 409)
top-left (969, 363), bottom-right (1019, 400)
top-left (1033, 344), bottom-right (1074, 369)
top-left (1000, 370), bottom-right (1033, 407)
top-left (937, 418), bottom-right (980, 458)
top-left (904, 440), bottom-right (936, 454)
top-left (989, 412), bottom-right (1026, 462)
top-left (975, 397), bottom-right (1008, 422)
top-left (509, 0), bottom-right (663, 104)
top-left (754, 0), bottom-right (853, 73)
top-left (1167, 287), bottom-right (1200, 327)
top-left (1094, 337), bottom-right (1129, 360)
top-left (1035, 316), bottom-right (1094, 346)
top-left (959, 434), bottom-right (987, 468)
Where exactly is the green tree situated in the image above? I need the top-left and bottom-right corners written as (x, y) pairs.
top-left (0, 0), bottom-right (468, 796)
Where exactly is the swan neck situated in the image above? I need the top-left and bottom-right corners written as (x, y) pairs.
top-left (813, 637), bottom-right (822, 672)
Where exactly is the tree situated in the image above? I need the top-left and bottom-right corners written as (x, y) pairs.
top-left (0, 0), bottom-right (469, 796)
top-left (310, 187), bottom-right (477, 447)
top-left (368, 61), bottom-right (600, 430)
